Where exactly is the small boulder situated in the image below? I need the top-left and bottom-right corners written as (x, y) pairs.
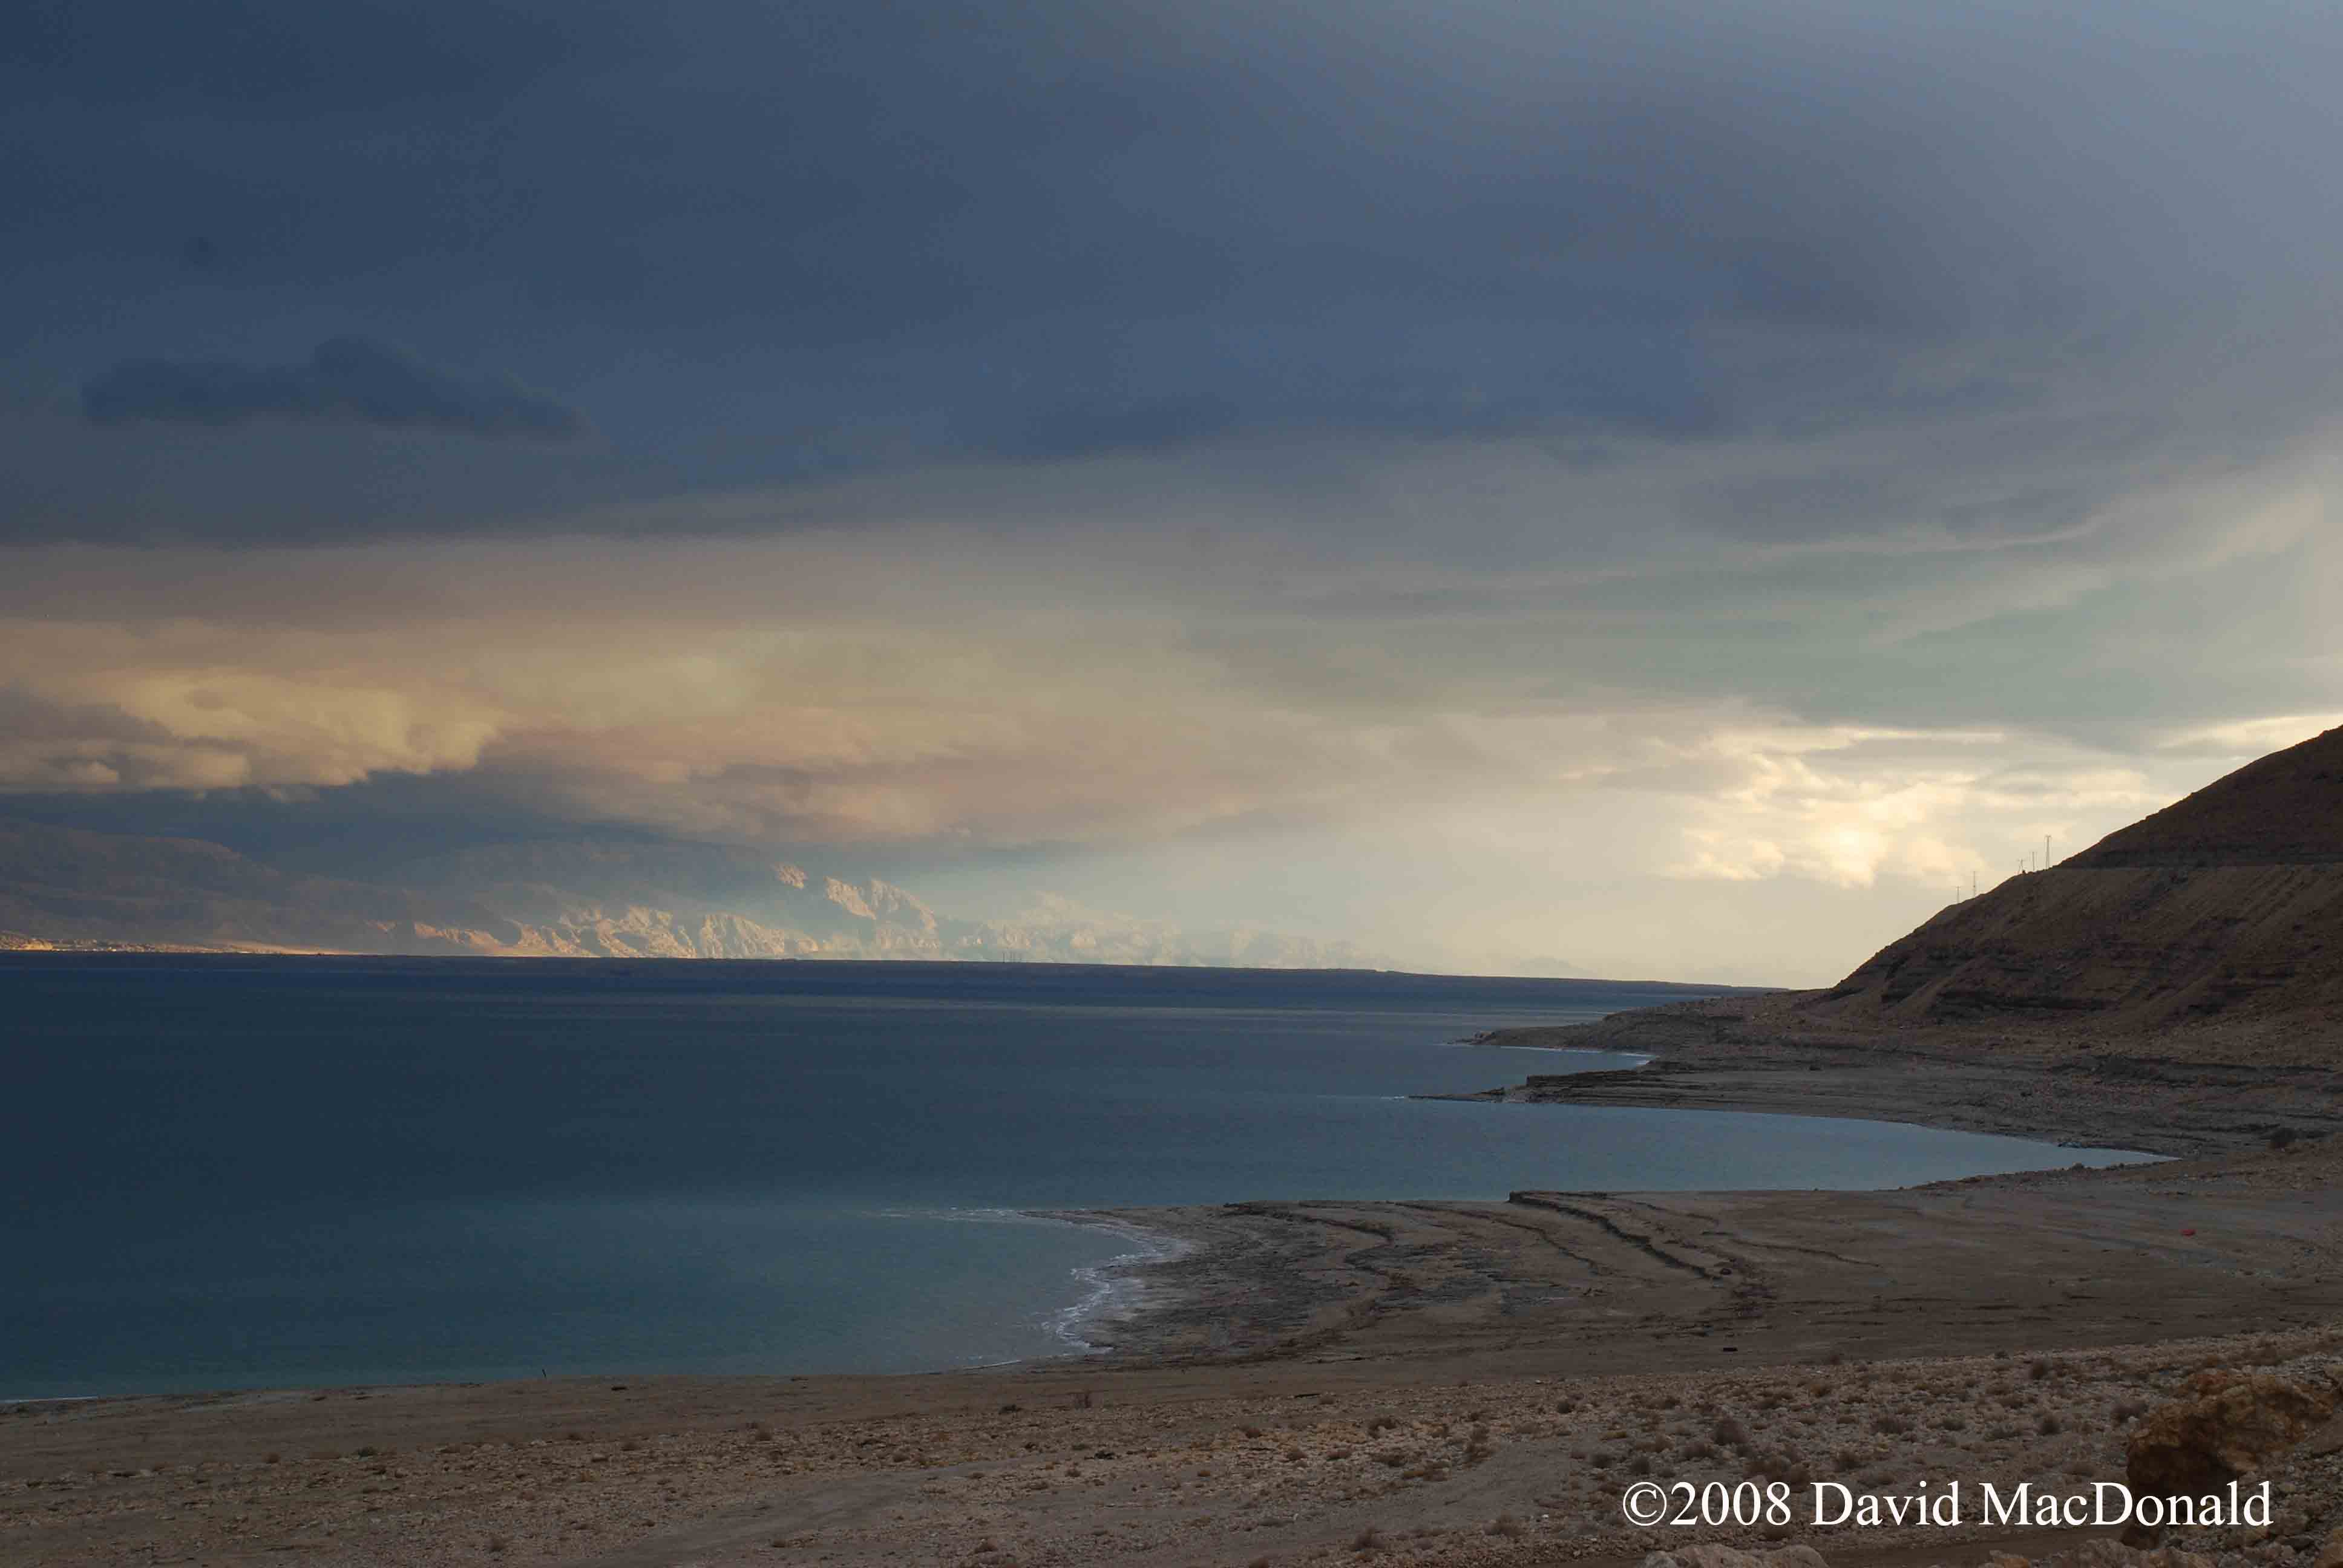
top-left (2127, 1371), bottom-right (2339, 1500)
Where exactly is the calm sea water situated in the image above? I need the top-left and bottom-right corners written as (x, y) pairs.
top-left (4, 958), bottom-right (2153, 1398)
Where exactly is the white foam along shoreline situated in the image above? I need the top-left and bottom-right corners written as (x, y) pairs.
top-left (869, 1206), bottom-right (1195, 1366)
top-left (1024, 1211), bottom-right (1196, 1356)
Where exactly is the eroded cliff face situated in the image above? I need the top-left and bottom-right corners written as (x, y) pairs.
top-left (1798, 726), bottom-right (2343, 1060)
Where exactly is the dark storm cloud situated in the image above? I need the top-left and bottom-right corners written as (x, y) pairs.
top-left (2, 0), bottom-right (2340, 541)
top-left (82, 337), bottom-right (584, 440)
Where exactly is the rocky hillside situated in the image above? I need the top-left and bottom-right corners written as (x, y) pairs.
top-left (1801, 725), bottom-right (2343, 1056)
top-left (0, 818), bottom-right (1383, 968)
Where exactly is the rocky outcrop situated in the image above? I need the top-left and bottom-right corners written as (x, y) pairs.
top-left (2126, 1370), bottom-right (2341, 1501)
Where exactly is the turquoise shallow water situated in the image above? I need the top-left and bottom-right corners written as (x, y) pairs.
top-left (3, 957), bottom-right (2154, 1397)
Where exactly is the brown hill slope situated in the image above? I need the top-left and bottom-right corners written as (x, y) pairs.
top-left (1800, 725), bottom-right (2343, 1060)
top-left (2074, 724), bottom-right (2343, 867)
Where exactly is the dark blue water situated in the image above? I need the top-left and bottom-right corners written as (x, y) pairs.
top-left (2, 958), bottom-right (2152, 1397)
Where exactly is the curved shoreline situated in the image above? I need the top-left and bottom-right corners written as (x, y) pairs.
top-left (1026, 1211), bottom-right (1198, 1357)
top-left (1444, 995), bottom-right (2343, 1159)
top-left (18, 996), bottom-right (2343, 1567)
top-left (1037, 994), bottom-right (2343, 1373)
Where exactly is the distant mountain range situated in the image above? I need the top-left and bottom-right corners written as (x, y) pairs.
top-left (0, 818), bottom-right (1386, 968)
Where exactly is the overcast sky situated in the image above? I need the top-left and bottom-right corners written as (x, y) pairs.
top-left (6, 0), bottom-right (2341, 982)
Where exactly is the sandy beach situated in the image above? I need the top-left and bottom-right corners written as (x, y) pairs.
top-left (11, 994), bottom-right (2342, 1568)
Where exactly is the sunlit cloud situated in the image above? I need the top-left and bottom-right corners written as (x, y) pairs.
top-left (8, 0), bottom-right (2343, 979)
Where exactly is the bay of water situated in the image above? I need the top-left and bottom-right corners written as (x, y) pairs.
top-left (2, 957), bottom-right (2154, 1398)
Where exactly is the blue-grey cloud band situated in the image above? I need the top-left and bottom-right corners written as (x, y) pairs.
top-left (80, 337), bottom-right (583, 440)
